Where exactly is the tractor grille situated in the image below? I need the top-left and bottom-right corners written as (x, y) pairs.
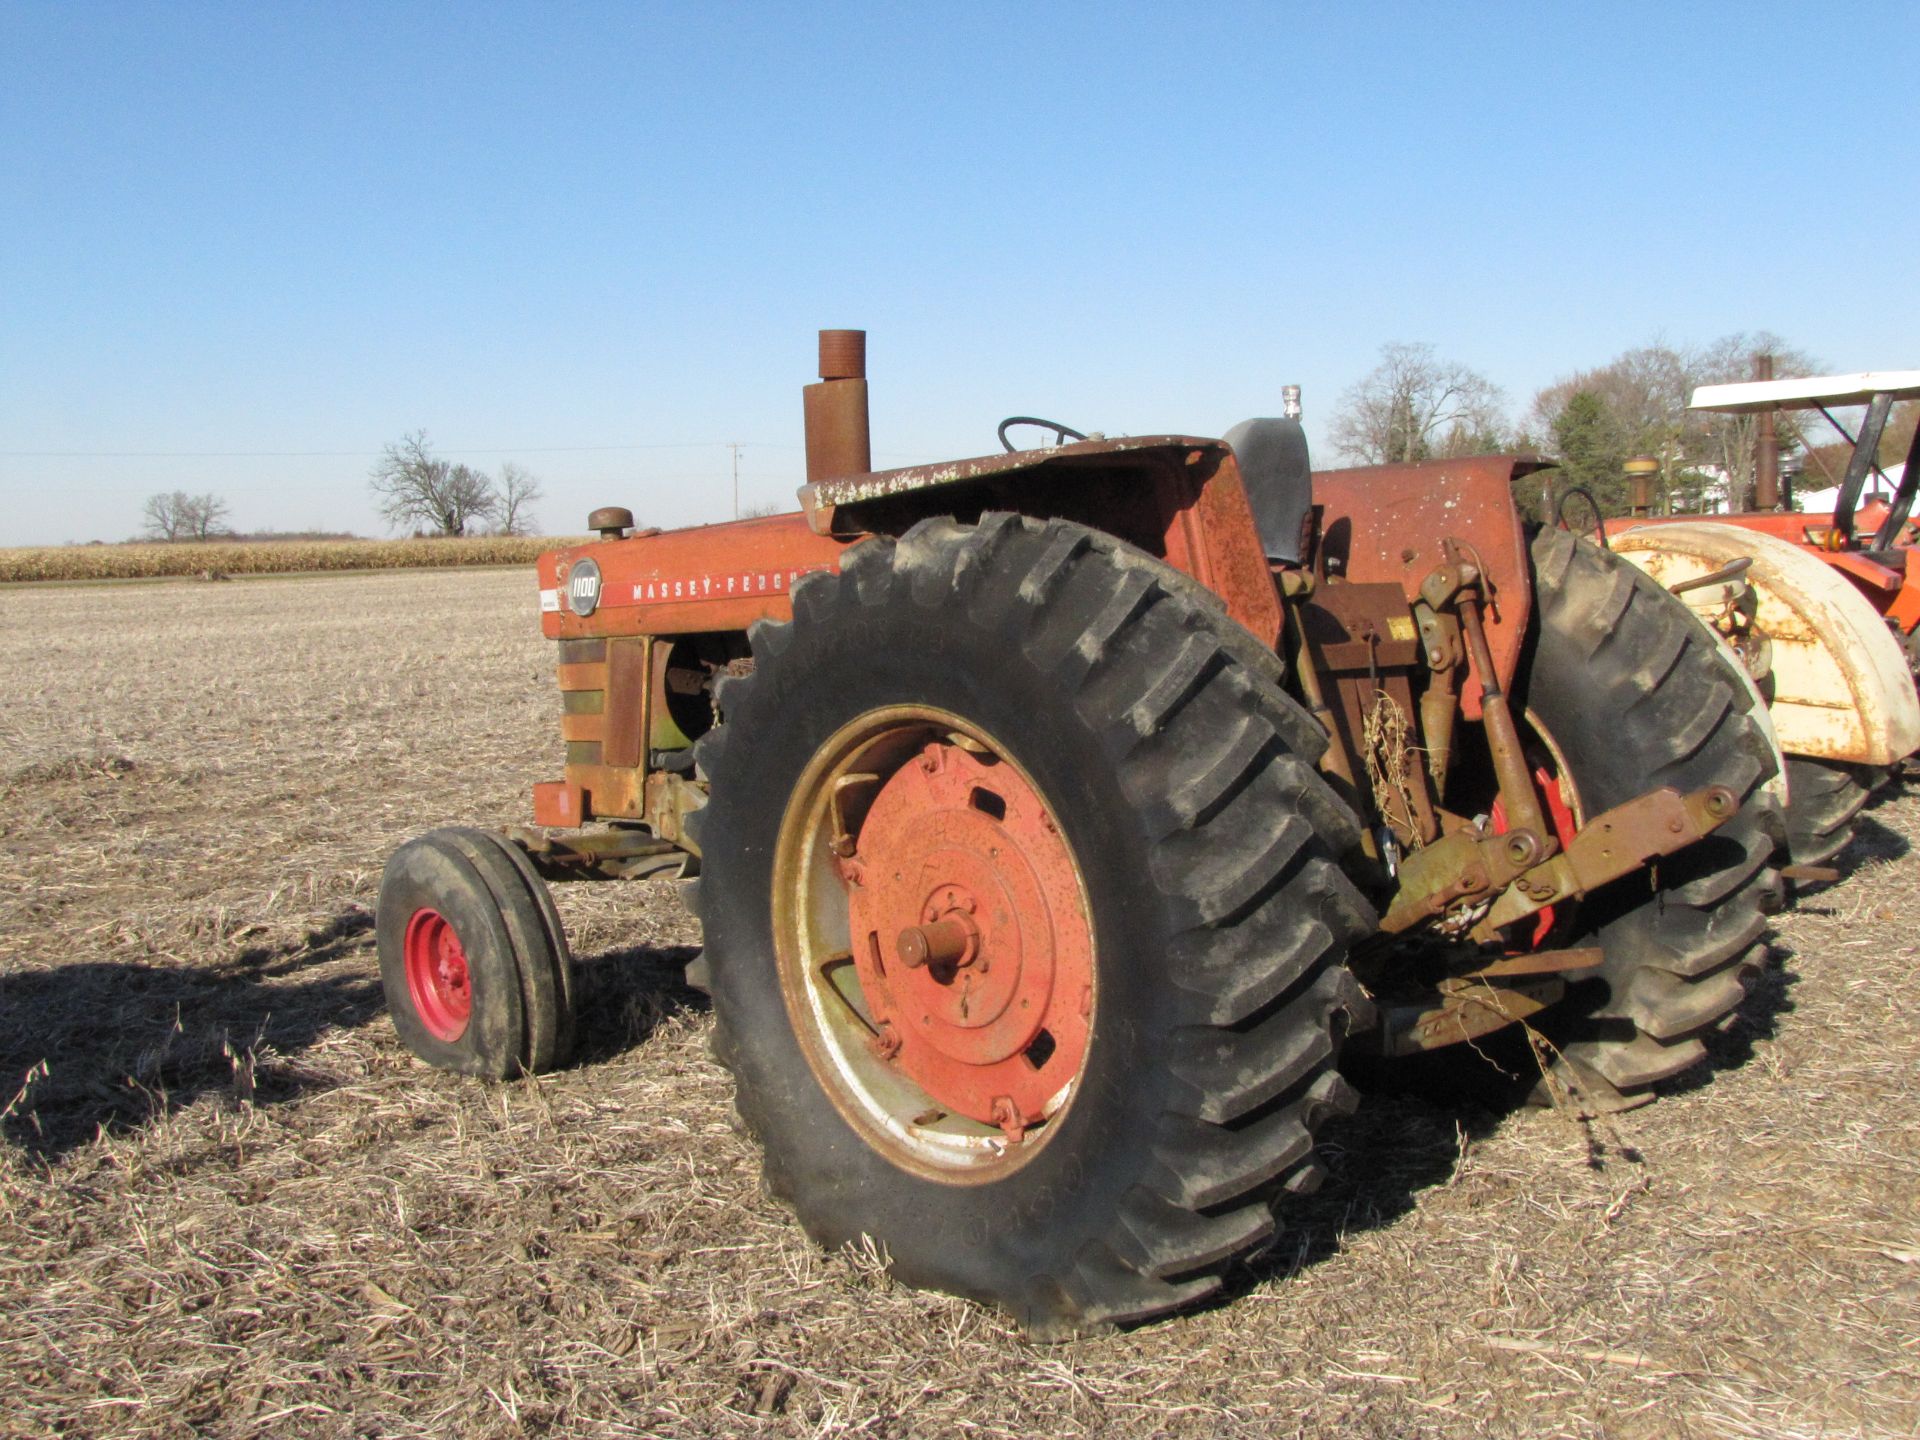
top-left (556, 638), bottom-right (608, 768)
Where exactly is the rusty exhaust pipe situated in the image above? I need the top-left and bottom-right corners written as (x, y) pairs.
top-left (1625, 456), bottom-right (1659, 517)
top-left (804, 329), bottom-right (872, 483)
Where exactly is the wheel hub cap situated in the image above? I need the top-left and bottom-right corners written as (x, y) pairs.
top-left (403, 907), bottom-right (473, 1041)
top-left (846, 741), bottom-right (1092, 1132)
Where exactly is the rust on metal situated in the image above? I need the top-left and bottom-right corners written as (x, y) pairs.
top-left (556, 661), bottom-right (606, 692)
top-left (642, 769), bottom-right (707, 851)
top-left (800, 433), bottom-right (1202, 521)
top-left (1610, 522), bottom-right (1920, 765)
top-left (804, 329), bottom-right (872, 482)
top-left (799, 434), bottom-right (1285, 649)
top-left (601, 638), bottom-right (650, 769)
top-left (843, 738), bottom-right (1093, 1133)
top-left (1282, 582), bottom-right (1373, 849)
top-left (508, 825), bottom-right (686, 882)
top-left (1380, 782), bottom-right (1736, 937)
top-left (589, 506), bottom-right (634, 539)
top-left (1452, 548), bottom-right (1550, 851)
top-left (896, 915), bottom-right (980, 971)
top-left (1296, 580), bottom-right (1436, 846)
top-left (1375, 975), bottom-right (1566, 1057)
top-left (1460, 946), bottom-right (1604, 980)
top-left (1625, 457), bottom-right (1659, 517)
top-left (1753, 353), bottom-right (1780, 511)
top-left (559, 712), bottom-right (606, 743)
top-left (1313, 457), bottom-right (1547, 718)
top-left (1472, 783), bottom-right (1736, 936)
top-left (539, 511), bottom-right (848, 639)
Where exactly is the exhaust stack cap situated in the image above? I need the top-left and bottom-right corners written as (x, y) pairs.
top-left (819, 329), bottom-right (867, 381)
top-left (589, 506), bottom-right (634, 539)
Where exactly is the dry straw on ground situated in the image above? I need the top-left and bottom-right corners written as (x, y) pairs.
top-left (1, 569), bottom-right (1917, 1438)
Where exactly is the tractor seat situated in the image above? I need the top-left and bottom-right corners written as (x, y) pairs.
top-left (1223, 417), bottom-right (1312, 564)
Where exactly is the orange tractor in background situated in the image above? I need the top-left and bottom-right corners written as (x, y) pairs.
top-left (378, 331), bottom-right (1782, 1334)
top-left (1606, 371), bottom-right (1920, 865)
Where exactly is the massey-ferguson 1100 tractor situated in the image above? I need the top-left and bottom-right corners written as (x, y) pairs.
top-left (379, 331), bottom-right (1782, 1334)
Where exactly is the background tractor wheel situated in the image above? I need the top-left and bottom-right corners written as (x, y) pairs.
top-left (1521, 528), bottom-right (1784, 1109)
top-left (377, 827), bottom-right (574, 1078)
top-left (684, 514), bottom-right (1373, 1336)
top-left (1783, 757), bottom-right (1869, 870)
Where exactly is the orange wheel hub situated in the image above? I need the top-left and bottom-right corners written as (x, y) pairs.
top-left (845, 741), bottom-right (1092, 1134)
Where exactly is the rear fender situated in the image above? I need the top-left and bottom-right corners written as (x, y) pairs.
top-left (1312, 457), bottom-right (1549, 719)
top-left (1612, 522), bottom-right (1920, 766)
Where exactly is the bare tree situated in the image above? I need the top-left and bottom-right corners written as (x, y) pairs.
top-left (1528, 332), bottom-right (1817, 513)
top-left (1329, 343), bottom-right (1508, 464)
top-left (370, 432), bottom-right (497, 536)
top-left (1688, 332), bottom-right (1817, 511)
top-left (142, 490), bottom-right (231, 541)
top-left (492, 462), bottom-right (544, 536)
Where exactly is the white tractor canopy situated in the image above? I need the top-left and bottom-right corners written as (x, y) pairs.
top-left (1690, 370), bottom-right (1920, 413)
top-left (1691, 369), bottom-right (1920, 548)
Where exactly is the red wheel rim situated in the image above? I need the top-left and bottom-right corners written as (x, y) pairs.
top-left (772, 709), bottom-right (1096, 1178)
top-left (403, 908), bottom-right (473, 1041)
top-left (846, 741), bottom-right (1093, 1133)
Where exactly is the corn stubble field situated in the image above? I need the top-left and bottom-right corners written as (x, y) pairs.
top-left (0, 535), bottom-right (559, 584)
top-left (2, 568), bottom-right (1917, 1439)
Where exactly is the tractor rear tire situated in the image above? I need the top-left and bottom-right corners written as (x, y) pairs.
top-left (1521, 529), bottom-right (1784, 1106)
top-left (1783, 757), bottom-right (1868, 870)
top-left (684, 514), bottom-right (1374, 1336)
top-left (378, 827), bottom-right (573, 1078)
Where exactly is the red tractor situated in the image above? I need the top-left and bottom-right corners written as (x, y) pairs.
top-left (379, 331), bottom-right (1782, 1334)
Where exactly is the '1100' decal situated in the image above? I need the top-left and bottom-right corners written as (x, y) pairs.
top-left (632, 566), bottom-right (832, 603)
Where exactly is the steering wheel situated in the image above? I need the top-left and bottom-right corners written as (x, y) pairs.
top-left (998, 416), bottom-right (1089, 453)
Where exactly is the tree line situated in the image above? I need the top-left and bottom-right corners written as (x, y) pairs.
top-left (1323, 330), bottom-right (1887, 520)
top-left (139, 434), bottom-right (545, 542)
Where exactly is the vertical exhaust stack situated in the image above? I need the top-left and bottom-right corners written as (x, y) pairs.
top-left (1753, 352), bottom-right (1780, 512)
top-left (1626, 456), bottom-right (1660, 517)
top-left (803, 329), bottom-right (872, 483)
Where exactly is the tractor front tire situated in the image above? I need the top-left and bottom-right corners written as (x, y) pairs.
top-left (1522, 529), bottom-right (1784, 1106)
top-left (378, 827), bottom-right (574, 1078)
top-left (685, 514), bottom-right (1373, 1336)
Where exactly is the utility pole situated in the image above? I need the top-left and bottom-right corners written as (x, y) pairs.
top-left (729, 442), bottom-right (741, 519)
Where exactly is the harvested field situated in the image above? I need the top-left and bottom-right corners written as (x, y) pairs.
top-left (2, 568), bottom-right (1917, 1439)
top-left (0, 535), bottom-right (564, 584)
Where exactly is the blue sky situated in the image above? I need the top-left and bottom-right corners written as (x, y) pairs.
top-left (2, 2), bottom-right (1914, 545)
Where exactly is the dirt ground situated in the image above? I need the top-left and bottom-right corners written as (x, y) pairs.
top-left (2, 568), bottom-right (1916, 1439)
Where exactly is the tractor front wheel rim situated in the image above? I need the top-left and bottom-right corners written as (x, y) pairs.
top-left (403, 907), bottom-right (474, 1042)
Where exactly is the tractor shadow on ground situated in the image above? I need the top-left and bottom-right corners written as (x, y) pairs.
top-left (1224, 1066), bottom-right (1513, 1309)
top-left (1847, 812), bottom-right (1910, 865)
top-left (1219, 933), bottom-right (1803, 1310)
top-left (0, 909), bottom-right (383, 1161)
top-left (568, 943), bottom-right (709, 1065)
top-left (1646, 934), bottom-right (1799, 1102)
top-left (1784, 812), bottom-right (1909, 901)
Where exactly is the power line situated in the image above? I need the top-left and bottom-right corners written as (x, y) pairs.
top-left (0, 440), bottom-right (804, 459)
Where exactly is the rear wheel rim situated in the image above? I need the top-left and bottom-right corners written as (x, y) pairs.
top-left (403, 908), bottom-right (473, 1041)
top-left (771, 707), bottom-right (1096, 1181)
